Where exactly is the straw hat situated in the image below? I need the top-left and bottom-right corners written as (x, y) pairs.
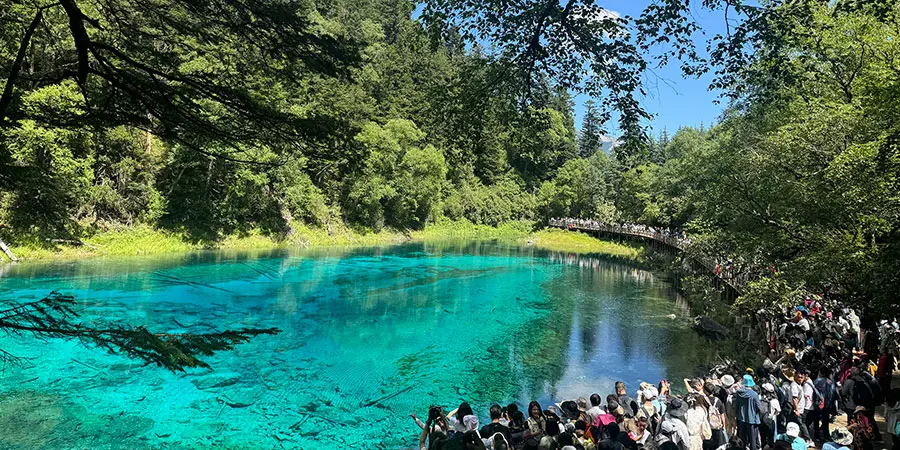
top-left (782, 367), bottom-right (797, 382)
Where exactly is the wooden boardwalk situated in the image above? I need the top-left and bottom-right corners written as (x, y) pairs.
top-left (548, 219), bottom-right (749, 295)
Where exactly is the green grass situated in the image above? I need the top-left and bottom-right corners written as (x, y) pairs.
top-left (5, 220), bottom-right (642, 262)
top-left (409, 219), bottom-right (535, 241)
top-left (523, 228), bottom-right (642, 258)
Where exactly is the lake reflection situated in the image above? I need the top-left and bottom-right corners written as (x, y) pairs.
top-left (0, 242), bottom-right (710, 449)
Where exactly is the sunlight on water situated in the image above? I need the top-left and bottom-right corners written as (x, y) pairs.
top-left (0, 242), bottom-right (711, 449)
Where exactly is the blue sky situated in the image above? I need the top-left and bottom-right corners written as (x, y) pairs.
top-left (574, 1), bottom-right (731, 138)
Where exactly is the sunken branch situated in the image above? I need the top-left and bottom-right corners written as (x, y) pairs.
top-left (0, 292), bottom-right (280, 371)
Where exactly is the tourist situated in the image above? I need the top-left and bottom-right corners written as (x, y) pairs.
top-left (659, 380), bottom-right (672, 416)
top-left (658, 399), bottom-right (691, 450)
top-left (638, 384), bottom-right (661, 434)
top-left (776, 422), bottom-right (807, 450)
top-left (599, 423), bottom-right (626, 450)
top-left (448, 402), bottom-right (477, 434)
top-left (509, 410), bottom-right (528, 447)
top-left (878, 347), bottom-right (895, 397)
top-left (462, 429), bottom-right (487, 450)
top-left (703, 383), bottom-right (727, 450)
top-left (588, 394), bottom-right (606, 425)
top-left (734, 374), bottom-right (762, 450)
top-left (813, 367), bottom-right (837, 442)
top-left (481, 404), bottom-right (512, 445)
top-left (847, 407), bottom-right (873, 450)
top-left (578, 397), bottom-right (593, 424)
top-left (634, 416), bottom-right (654, 450)
top-left (527, 401), bottom-right (547, 442)
top-left (487, 431), bottom-right (511, 450)
top-left (759, 383), bottom-right (782, 447)
top-left (418, 405), bottom-right (451, 450)
top-left (575, 420), bottom-right (597, 450)
top-left (788, 370), bottom-right (811, 442)
top-left (684, 394), bottom-right (712, 450)
top-left (618, 381), bottom-right (639, 417)
top-left (840, 367), bottom-right (881, 441)
top-left (797, 368), bottom-right (819, 444)
top-left (886, 389), bottom-right (900, 450)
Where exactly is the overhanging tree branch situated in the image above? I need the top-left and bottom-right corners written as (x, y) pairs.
top-left (0, 292), bottom-right (280, 371)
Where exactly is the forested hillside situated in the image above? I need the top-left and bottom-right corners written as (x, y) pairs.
top-left (0, 0), bottom-right (618, 243)
top-left (1, 1), bottom-right (899, 315)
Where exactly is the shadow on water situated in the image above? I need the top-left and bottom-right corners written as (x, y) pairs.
top-left (0, 241), bottom-right (721, 449)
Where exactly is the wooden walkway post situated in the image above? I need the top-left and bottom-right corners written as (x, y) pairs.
top-left (0, 238), bottom-right (18, 262)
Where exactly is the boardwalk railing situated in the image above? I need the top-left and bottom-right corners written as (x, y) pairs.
top-left (548, 218), bottom-right (751, 295)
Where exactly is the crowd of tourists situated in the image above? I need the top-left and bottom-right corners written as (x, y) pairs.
top-left (548, 218), bottom-right (690, 245)
top-left (412, 297), bottom-right (900, 450)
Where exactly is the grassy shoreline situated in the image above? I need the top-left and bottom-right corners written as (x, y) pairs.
top-left (3, 220), bottom-right (641, 262)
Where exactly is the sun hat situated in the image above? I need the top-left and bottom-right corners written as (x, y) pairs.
top-left (561, 400), bottom-right (580, 420)
top-left (761, 383), bottom-right (776, 393)
top-left (742, 374), bottom-right (756, 387)
top-left (786, 422), bottom-right (800, 438)
top-left (831, 428), bottom-right (853, 446)
top-left (667, 398), bottom-right (688, 418)
top-left (854, 406), bottom-right (867, 413)
top-left (782, 367), bottom-right (797, 382)
top-left (720, 375), bottom-right (736, 387)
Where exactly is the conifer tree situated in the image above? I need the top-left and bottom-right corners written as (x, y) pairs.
top-left (578, 100), bottom-right (604, 158)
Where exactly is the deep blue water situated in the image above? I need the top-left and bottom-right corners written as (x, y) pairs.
top-left (0, 242), bottom-right (711, 449)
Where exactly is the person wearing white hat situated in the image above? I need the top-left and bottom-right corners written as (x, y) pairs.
top-left (776, 422), bottom-right (808, 450)
top-left (821, 428), bottom-right (853, 450)
top-left (720, 375), bottom-right (736, 390)
top-left (775, 422), bottom-right (806, 450)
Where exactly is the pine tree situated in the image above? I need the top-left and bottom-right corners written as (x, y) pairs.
top-left (649, 128), bottom-right (670, 164)
top-left (578, 100), bottom-right (604, 158)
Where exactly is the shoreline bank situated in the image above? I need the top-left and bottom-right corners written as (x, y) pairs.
top-left (1, 221), bottom-right (643, 263)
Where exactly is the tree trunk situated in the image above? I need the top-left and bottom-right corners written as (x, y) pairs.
top-left (0, 8), bottom-right (44, 124)
top-left (0, 238), bottom-right (18, 263)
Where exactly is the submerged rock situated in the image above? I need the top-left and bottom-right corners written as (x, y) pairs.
top-left (191, 372), bottom-right (242, 390)
top-left (217, 387), bottom-right (265, 408)
top-left (693, 316), bottom-right (730, 339)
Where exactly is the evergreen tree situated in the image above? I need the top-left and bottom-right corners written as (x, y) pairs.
top-left (578, 100), bottom-right (604, 158)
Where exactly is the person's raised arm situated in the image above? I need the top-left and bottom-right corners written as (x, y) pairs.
top-left (684, 378), bottom-right (695, 393)
top-left (419, 424), bottom-right (429, 450)
top-left (447, 408), bottom-right (459, 418)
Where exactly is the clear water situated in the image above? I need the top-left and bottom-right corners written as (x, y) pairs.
top-left (0, 241), bottom-right (713, 449)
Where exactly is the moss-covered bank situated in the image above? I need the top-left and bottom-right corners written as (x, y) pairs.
top-left (4, 220), bottom-right (641, 262)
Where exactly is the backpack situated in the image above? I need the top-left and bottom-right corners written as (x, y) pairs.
top-left (866, 374), bottom-right (885, 406)
top-left (851, 375), bottom-right (876, 408)
top-left (776, 385), bottom-right (793, 420)
top-left (808, 381), bottom-right (825, 410)
top-left (708, 399), bottom-right (725, 430)
top-left (813, 379), bottom-right (834, 411)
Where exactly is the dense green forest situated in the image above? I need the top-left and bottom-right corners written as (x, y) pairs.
top-left (1, 1), bottom-right (898, 315)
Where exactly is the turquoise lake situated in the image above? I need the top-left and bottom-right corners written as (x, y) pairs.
top-left (0, 241), bottom-right (714, 449)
